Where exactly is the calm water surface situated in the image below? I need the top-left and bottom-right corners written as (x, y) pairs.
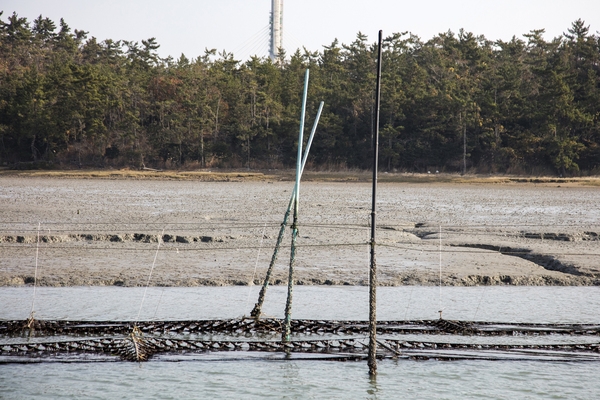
top-left (2, 286), bottom-right (600, 399)
top-left (2, 358), bottom-right (600, 399)
top-left (1, 285), bottom-right (599, 322)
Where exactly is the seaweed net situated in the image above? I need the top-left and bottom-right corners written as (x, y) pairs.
top-left (2, 318), bottom-right (600, 362)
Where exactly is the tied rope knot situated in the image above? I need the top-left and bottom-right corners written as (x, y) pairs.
top-left (131, 325), bottom-right (143, 339)
top-left (25, 311), bottom-right (35, 329)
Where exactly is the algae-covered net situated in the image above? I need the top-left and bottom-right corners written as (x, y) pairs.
top-left (2, 318), bottom-right (600, 362)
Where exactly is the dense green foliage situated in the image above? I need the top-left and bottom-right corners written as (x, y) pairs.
top-left (1, 12), bottom-right (599, 174)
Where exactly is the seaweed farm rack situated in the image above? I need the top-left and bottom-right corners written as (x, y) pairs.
top-left (2, 318), bottom-right (600, 363)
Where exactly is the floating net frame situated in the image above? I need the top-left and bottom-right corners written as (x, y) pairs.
top-left (2, 318), bottom-right (600, 362)
top-left (4, 336), bottom-right (600, 363)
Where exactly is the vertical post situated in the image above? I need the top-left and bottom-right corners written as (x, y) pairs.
top-left (463, 119), bottom-right (467, 175)
top-left (368, 30), bottom-right (383, 376)
top-left (282, 69), bottom-right (309, 342)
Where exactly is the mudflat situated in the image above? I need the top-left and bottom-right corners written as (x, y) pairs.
top-left (0, 175), bottom-right (598, 286)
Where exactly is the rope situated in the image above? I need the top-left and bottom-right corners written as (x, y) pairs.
top-left (245, 223), bottom-right (267, 314)
top-left (152, 288), bottom-right (166, 321)
top-left (5, 241), bottom-right (600, 257)
top-left (282, 31), bottom-right (306, 56)
top-left (251, 211), bottom-right (291, 318)
top-left (438, 225), bottom-right (443, 319)
top-left (29, 222), bottom-right (41, 319)
top-left (3, 221), bottom-right (594, 228)
top-left (472, 243), bottom-right (494, 320)
top-left (282, 219), bottom-right (298, 342)
top-left (135, 229), bottom-right (164, 323)
top-left (231, 24), bottom-right (270, 59)
top-left (376, 243), bottom-right (600, 256)
top-left (0, 242), bottom-right (371, 252)
top-left (472, 285), bottom-right (486, 321)
top-left (404, 284), bottom-right (415, 321)
top-left (244, 29), bottom-right (270, 59)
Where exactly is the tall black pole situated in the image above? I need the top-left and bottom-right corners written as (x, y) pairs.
top-left (368, 30), bottom-right (383, 377)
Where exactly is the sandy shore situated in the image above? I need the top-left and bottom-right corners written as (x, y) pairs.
top-left (0, 175), bottom-right (599, 286)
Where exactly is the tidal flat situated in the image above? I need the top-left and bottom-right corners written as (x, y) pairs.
top-left (0, 176), bottom-right (598, 287)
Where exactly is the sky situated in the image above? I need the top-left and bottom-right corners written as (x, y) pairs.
top-left (2, 0), bottom-right (599, 60)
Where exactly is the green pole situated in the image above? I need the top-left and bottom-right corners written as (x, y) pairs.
top-left (251, 101), bottom-right (324, 318)
top-left (282, 69), bottom-right (310, 342)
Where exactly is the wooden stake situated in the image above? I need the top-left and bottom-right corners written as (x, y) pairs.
top-left (368, 30), bottom-right (383, 376)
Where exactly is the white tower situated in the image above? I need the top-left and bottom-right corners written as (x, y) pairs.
top-left (270, 0), bottom-right (283, 61)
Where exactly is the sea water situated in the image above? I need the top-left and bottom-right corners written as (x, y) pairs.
top-left (2, 286), bottom-right (600, 399)
top-left (2, 285), bottom-right (599, 322)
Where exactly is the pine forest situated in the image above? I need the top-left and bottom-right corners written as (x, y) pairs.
top-left (1, 12), bottom-right (599, 175)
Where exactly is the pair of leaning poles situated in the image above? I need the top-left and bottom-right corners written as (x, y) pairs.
top-left (252, 29), bottom-right (383, 375)
top-left (250, 69), bottom-right (325, 340)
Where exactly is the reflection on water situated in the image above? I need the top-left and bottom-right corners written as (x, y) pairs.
top-left (2, 357), bottom-right (600, 399)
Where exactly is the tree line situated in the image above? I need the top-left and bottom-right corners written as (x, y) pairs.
top-left (1, 12), bottom-right (599, 175)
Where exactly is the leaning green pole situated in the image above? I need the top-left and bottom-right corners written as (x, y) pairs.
top-left (250, 100), bottom-right (323, 319)
top-left (282, 69), bottom-right (310, 342)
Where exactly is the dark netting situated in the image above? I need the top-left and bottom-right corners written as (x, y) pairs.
top-left (2, 318), bottom-right (600, 362)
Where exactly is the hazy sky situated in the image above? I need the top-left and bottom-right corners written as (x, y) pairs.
top-left (2, 0), bottom-right (599, 60)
